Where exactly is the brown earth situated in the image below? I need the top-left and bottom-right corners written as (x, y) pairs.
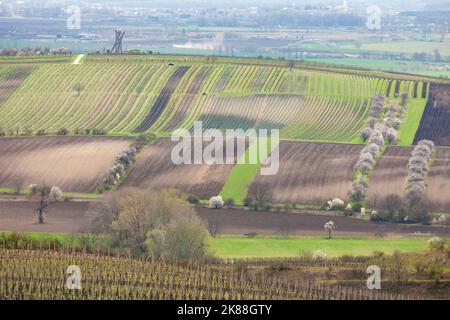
top-left (0, 200), bottom-right (90, 233)
top-left (122, 137), bottom-right (246, 199)
top-left (427, 147), bottom-right (450, 211)
top-left (0, 136), bottom-right (132, 193)
top-left (367, 146), bottom-right (450, 212)
top-left (1, 200), bottom-right (448, 237)
top-left (250, 141), bottom-right (364, 205)
top-left (414, 83), bottom-right (450, 146)
top-left (366, 146), bottom-right (412, 209)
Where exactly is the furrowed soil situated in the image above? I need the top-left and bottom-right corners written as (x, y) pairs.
top-left (122, 137), bottom-right (246, 199)
top-left (0, 136), bottom-right (132, 193)
top-left (366, 146), bottom-right (412, 209)
top-left (250, 141), bottom-right (363, 205)
top-left (414, 83), bottom-right (450, 146)
top-left (1, 200), bottom-right (448, 237)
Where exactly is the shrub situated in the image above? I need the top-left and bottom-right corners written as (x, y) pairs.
top-left (427, 237), bottom-right (446, 251)
top-left (224, 198), bottom-right (234, 208)
top-left (186, 194), bottom-right (200, 205)
top-left (327, 198), bottom-right (344, 211)
top-left (36, 129), bottom-right (46, 136)
top-left (312, 249), bottom-right (327, 260)
top-left (57, 128), bottom-right (69, 135)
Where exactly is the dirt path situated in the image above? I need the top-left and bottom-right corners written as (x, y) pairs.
top-left (72, 54), bottom-right (84, 65)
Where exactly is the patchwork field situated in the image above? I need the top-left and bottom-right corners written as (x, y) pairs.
top-left (0, 59), bottom-right (429, 144)
top-left (249, 141), bottom-right (363, 205)
top-left (122, 138), bottom-right (246, 198)
top-left (0, 136), bottom-right (131, 193)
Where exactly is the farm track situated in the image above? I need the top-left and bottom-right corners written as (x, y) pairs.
top-left (0, 136), bottom-right (132, 193)
top-left (250, 141), bottom-right (364, 205)
top-left (133, 66), bottom-right (190, 132)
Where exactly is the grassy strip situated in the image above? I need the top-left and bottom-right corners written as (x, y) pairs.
top-left (212, 235), bottom-right (430, 258)
top-left (0, 188), bottom-right (100, 199)
top-left (219, 138), bottom-right (271, 205)
top-left (398, 99), bottom-right (428, 146)
top-left (0, 231), bottom-right (432, 259)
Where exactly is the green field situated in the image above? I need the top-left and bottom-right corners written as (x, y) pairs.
top-left (0, 56), bottom-right (430, 144)
top-left (305, 57), bottom-right (450, 79)
top-left (220, 138), bottom-right (271, 204)
top-left (212, 236), bottom-right (430, 258)
top-left (0, 231), bottom-right (431, 259)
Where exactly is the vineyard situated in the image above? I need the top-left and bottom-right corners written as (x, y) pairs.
top-left (0, 60), bottom-right (429, 143)
top-left (0, 136), bottom-right (132, 193)
top-left (0, 248), bottom-right (434, 300)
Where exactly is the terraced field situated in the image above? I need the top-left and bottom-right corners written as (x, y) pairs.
top-left (0, 136), bottom-right (131, 193)
top-left (0, 61), bottom-right (428, 143)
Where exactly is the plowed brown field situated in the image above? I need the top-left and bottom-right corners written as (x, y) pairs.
top-left (122, 138), bottom-right (246, 199)
top-left (250, 141), bottom-right (364, 205)
top-left (366, 147), bottom-right (412, 208)
top-left (0, 136), bottom-right (132, 193)
top-left (426, 148), bottom-right (450, 211)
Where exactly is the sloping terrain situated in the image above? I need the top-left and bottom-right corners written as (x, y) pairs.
top-left (414, 83), bottom-right (450, 146)
top-left (365, 147), bottom-right (412, 209)
top-left (0, 61), bottom-right (428, 143)
top-left (0, 136), bottom-right (131, 192)
top-left (122, 138), bottom-right (246, 198)
top-left (249, 141), bottom-right (363, 205)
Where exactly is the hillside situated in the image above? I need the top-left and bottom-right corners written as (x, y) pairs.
top-left (0, 57), bottom-right (429, 144)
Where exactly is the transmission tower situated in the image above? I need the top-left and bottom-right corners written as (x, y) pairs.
top-left (111, 29), bottom-right (125, 54)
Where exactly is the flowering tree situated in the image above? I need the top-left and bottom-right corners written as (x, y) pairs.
top-left (209, 196), bottom-right (224, 209)
top-left (324, 221), bottom-right (336, 239)
top-left (30, 184), bottom-right (63, 224)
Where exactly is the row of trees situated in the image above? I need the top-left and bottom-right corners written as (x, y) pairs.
top-left (0, 47), bottom-right (71, 56)
top-left (350, 95), bottom-right (387, 207)
top-left (370, 139), bottom-right (435, 224)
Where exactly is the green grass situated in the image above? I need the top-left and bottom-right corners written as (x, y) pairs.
top-left (0, 188), bottom-right (101, 199)
top-left (399, 99), bottom-right (428, 146)
top-left (211, 236), bottom-right (430, 258)
top-left (220, 138), bottom-right (271, 204)
top-left (304, 57), bottom-right (450, 78)
top-left (0, 231), bottom-right (110, 247)
top-left (0, 231), bottom-right (433, 259)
